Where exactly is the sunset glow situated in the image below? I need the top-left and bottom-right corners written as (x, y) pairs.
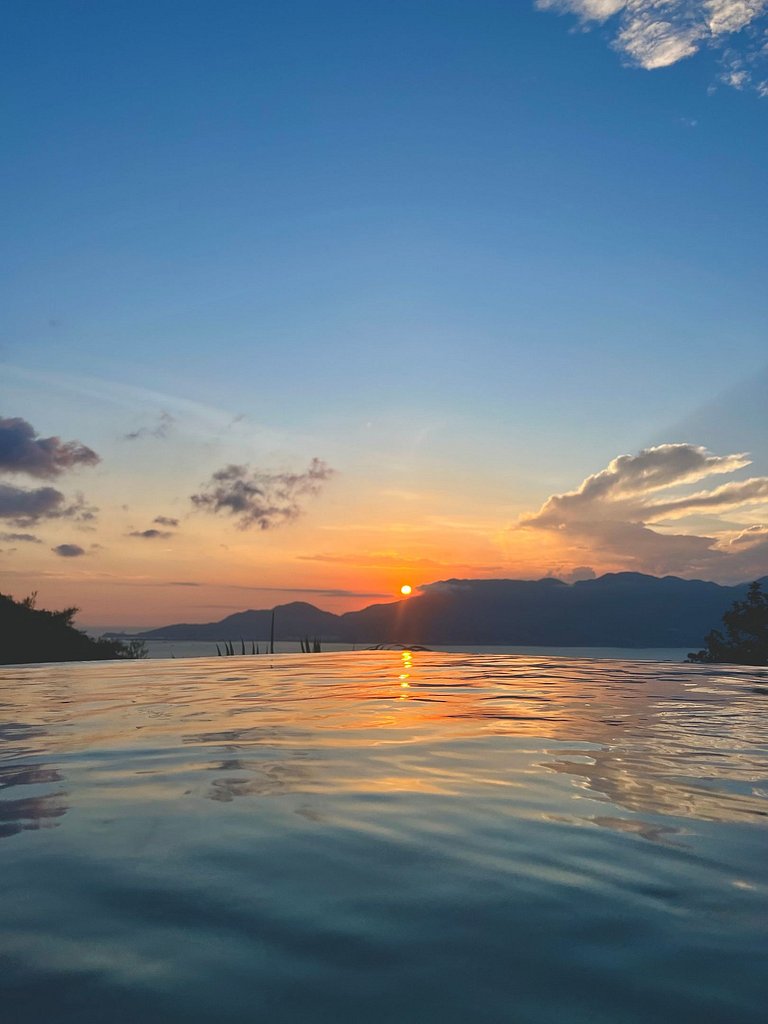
top-left (0, 3), bottom-right (765, 632)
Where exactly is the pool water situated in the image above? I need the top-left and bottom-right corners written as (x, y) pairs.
top-left (1, 651), bottom-right (767, 1023)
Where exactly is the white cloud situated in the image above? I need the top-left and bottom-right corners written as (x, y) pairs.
top-left (536, 0), bottom-right (626, 17)
top-left (518, 443), bottom-right (768, 580)
top-left (536, 0), bottom-right (768, 91)
top-left (706, 0), bottom-right (765, 34)
top-left (617, 12), bottom-right (705, 69)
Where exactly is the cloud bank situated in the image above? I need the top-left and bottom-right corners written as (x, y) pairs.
top-left (536, 0), bottom-right (768, 92)
top-left (518, 443), bottom-right (768, 579)
top-left (191, 459), bottom-right (335, 530)
top-left (0, 416), bottom-right (99, 477)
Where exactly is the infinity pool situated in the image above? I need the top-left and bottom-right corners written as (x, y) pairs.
top-left (1, 652), bottom-right (767, 1023)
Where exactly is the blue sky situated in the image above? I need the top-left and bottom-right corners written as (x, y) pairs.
top-left (1, 1), bottom-right (767, 625)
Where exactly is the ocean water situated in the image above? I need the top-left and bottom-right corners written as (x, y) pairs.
top-left (1, 651), bottom-right (767, 1023)
top-left (136, 638), bottom-right (695, 661)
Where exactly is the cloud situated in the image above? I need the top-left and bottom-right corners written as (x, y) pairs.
top-left (124, 411), bottom-right (175, 441)
top-left (564, 565), bottom-right (598, 581)
top-left (299, 552), bottom-right (506, 572)
top-left (191, 458), bottom-right (335, 530)
top-left (0, 416), bottom-right (100, 477)
top-left (524, 444), bottom-right (754, 526)
top-left (0, 483), bottom-right (97, 526)
top-left (52, 544), bottom-right (86, 558)
top-left (217, 584), bottom-right (391, 598)
top-left (536, 0), bottom-right (768, 91)
top-left (127, 516), bottom-right (179, 539)
top-left (517, 443), bottom-right (768, 580)
top-left (0, 532), bottom-right (42, 544)
top-left (727, 523), bottom-right (768, 546)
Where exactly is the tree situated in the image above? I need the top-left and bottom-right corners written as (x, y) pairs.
top-left (688, 581), bottom-right (768, 666)
top-left (0, 591), bottom-right (147, 665)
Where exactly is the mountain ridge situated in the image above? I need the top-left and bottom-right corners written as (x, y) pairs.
top-left (121, 573), bottom-right (768, 647)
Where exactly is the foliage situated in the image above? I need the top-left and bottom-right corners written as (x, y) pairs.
top-left (216, 639), bottom-right (262, 656)
top-left (688, 581), bottom-right (768, 666)
top-left (0, 591), bottom-right (147, 665)
top-left (300, 636), bottom-right (322, 653)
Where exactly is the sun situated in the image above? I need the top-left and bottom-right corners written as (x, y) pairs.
top-left (400, 584), bottom-right (412, 596)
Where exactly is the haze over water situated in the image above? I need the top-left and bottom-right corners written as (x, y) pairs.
top-left (1, 652), bottom-right (767, 1023)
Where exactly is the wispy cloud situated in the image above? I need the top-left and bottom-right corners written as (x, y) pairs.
top-left (215, 584), bottom-right (390, 598)
top-left (191, 459), bottom-right (335, 530)
top-left (0, 416), bottom-right (99, 477)
top-left (123, 411), bottom-right (176, 442)
top-left (517, 443), bottom-right (768, 579)
top-left (153, 515), bottom-right (179, 527)
top-left (127, 528), bottom-right (174, 540)
top-left (0, 532), bottom-right (42, 544)
top-left (299, 552), bottom-right (506, 572)
top-left (536, 0), bottom-right (768, 92)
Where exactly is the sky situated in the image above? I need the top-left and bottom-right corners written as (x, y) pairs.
top-left (1, 0), bottom-right (767, 629)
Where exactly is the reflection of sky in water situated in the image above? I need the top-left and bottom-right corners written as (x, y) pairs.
top-left (0, 653), bottom-right (767, 1023)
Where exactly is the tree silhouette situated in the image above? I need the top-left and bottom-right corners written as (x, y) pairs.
top-left (1, 591), bottom-right (147, 665)
top-left (688, 581), bottom-right (768, 666)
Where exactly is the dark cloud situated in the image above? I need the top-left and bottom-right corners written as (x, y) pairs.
top-left (0, 484), bottom-right (97, 527)
top-left (191, 458), bottom-right (335, 530)
top-left (0, 484), bottom-right (66, 522)
top-left (52, 544), bottom-right (86, 558)
top-left (124, 411), bottom-right (175, 441)
top-left (153, 516), bottom-right (179, 527)
top-left (128, 529), bottom-right (173, 539)
top-left (0, 416), bottom-right (99, 478)
top-left (0, 532), bottom-right (42, 544)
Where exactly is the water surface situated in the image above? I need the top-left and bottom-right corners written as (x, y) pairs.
top-left (133, 638), bottom-right (694, 661)
top-left (1, 652), bottom-right (767, 1023)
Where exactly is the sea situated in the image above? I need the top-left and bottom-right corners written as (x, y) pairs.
top-left (1, 650), bottom-right (766, 1022)
top-left (133, 639), bottom-right (696, 662)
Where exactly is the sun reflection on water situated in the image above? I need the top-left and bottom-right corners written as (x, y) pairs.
top-left (0, 652), bottom-right (766, 836)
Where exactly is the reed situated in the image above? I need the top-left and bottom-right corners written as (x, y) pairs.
top-left (215, 638), bottom-right (267, 656)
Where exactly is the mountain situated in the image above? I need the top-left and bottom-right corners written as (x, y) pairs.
top-left (130, 573), bottom-right (768, 648)
top-left (133, 602), bottom-right (339, 642)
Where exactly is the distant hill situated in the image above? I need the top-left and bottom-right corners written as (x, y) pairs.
top-left (128, 573), bottom-right (768, 648)
top-left (131, 602), bottom-right (339, 643)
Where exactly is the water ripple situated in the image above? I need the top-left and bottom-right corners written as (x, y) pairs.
top-left (0, 652), bottom-right (767, 1023)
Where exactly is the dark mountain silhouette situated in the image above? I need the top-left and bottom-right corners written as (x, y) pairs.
top-left (129, 573), bottom-right (768, 648)
top-left (133, 601), bottom-right (339, 642)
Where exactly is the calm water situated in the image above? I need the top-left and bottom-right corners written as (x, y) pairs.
top-left (1, 651), bottom-right (767, 1023)
top-left (137, 639), bottom-right (694, 661)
